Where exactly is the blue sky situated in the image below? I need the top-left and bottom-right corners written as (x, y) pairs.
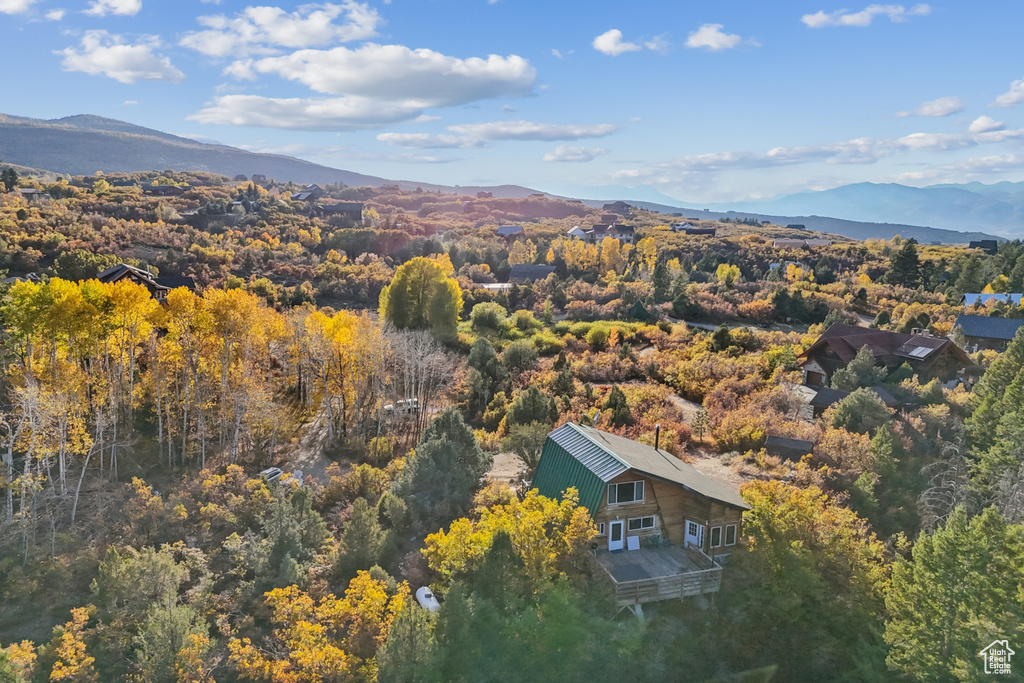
top-left (2, 0), bottom-right (1024, 202)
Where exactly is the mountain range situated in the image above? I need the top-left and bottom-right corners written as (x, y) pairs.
top-left (693, 181), bottom-right (1024, 235)
top-left (0, 112), bottom-right (1008, 243)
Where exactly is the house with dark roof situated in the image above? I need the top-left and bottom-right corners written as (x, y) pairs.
top-left (143, 184), bottom-right (188, 197)
top-left (290, 184), bottom-right (323, 202)
top-left (804, 385), bottom-right (900, 417)
top-left (509, 264), bottom-right (556, 283)
top-left (607, 224), bottom-right (636, 245)
top-left (96, 264), bottom-right (195, 301)
top-left (533, 423), bottom-right (748, 607)
top-left (684, 227), bottom-right (717, 237)
top-left (954, 314), bottom-right (1024, 351)
top-left (602, 201), bottom-right (631, 215)
top-left (316, 201), bottom-right (364, 227)
top-left (798, 323), bottom-right (973, 387)
top-left (496, 225), bottom-right (525, 241)
top-left (969, 240), bottom-right (999, 255)
top-left (764, 435), bottom-right (814, 461)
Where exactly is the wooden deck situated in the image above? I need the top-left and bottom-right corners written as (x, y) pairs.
top-left (595, 544), bottom-right (723, 606)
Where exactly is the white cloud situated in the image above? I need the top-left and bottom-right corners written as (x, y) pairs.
top-left (543, 145), bottom-right (608, 162)
top-left (0, 0), bottom-right (39, 14)
top-left (644, 34), bottom-right (671, 54)
top-left (592, 29), bottom-right (641, 56)
top-left (685, 24), bottom-right (744, 51)
top-left (180, 2), bottom-right (381, 58)
top-left (896, 95), bottom-right (964, 117)
top-left (238, 44), bottom-right (535, 104)
top-left (193, 41), bottom-right (536, 130)
top-left (190, 94), bottom-right (425, 130)
top-left (612, 126), bottom-right (1024, 180)
top-left (58, 31), bottom-right (185, 84)
top-left (84, 0), bottom-right (142, 17)
top-left (377, 120), bottom-right (618, 148)
top-left (45, 8), bottom-right (64, 19)
top-left (447, 120), bottom-right (617, 141)
top-left (992, 78), bottom-right (1024, 108)
top-left (122, 99), bottom-right (138, 105)
top-left (969, 115), bottom-right (1005, 133)
top-left (376, 133), bottom-right (484, 149)
top-left (551, 48), bottom-right (562, 59)
top-left (802, 3), bottom-right (930, 28)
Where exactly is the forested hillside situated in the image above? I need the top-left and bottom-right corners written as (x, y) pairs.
top-left (0, 168), bottom-right (1022, 682)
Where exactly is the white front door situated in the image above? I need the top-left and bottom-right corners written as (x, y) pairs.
top-left (685, 520), bottom-right (705, 549)
top-left (608, 520), bottom-right (624, 551)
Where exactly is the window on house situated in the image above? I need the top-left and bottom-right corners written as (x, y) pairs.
top-left (627, 516), bottom-right (656, 531)
top-left (725, 524), bottom-right (737, 546)
top-left (710, 526), bottom-right (722, 548)
top-left (607, 481), bottom-right (644, 505)
top-left (597, 522), bottom-right (606, 536)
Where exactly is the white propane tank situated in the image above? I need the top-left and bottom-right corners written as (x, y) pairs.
top-left (415, 586), bottom-right (440, 612)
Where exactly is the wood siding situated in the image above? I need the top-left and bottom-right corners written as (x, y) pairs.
top-left (594, 469), bottom-right (744, 548)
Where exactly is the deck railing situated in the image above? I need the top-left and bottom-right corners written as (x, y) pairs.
top-left (611, 566), bottom-right (723, 605)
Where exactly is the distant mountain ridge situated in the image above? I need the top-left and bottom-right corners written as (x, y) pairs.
top-left (697, 181), bottom-right (1024, 235)
top-left (0, 112), bottom-right (1006, 243)
top-left (0, 113), bottom-right (537, 197)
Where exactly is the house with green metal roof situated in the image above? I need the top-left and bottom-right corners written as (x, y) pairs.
top-left (533, 423), bottom-right (749, 607)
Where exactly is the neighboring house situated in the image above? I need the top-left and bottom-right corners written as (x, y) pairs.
top-left (602, 201), bottom-right (631, 215)
top-left (798, 323), bottom-right (973, 387)
top-left (96, 263), bottom-right (195, 301)
top-left (476, 191), bottom-right (493, 198)
top-left (233, 175), bottom-right (248, 182)
top-left (579, 223), bottom-right (635, 245)
top-left (954, 314), bottom-right (1024, 351)
top-left (290, 184), bottom-right (323, 202)
top-left (969, 240), bottom-right (999, 255)
top-left (251, 174), bottom-right (268, 185)
top-left (804, 385), bottom-right (900, 417)
top-left (671, 223), bottom-right (695, 232)
top-left (143, 184), bottom-right (187, 197)
top-left (607, 224), bottom-right (636, 245)
top-left (567, 226), bottom-right (588, 240)
top-left (786, 224), bottom-right (806, 230)
top-left (684, 227), bottom-right (717, 237)
top-left (18, 188), bottom-right (49, 201)
top-left (764, 435), bottom-right (814, 461)
top-left (496, 225), bottom-right (526, 241)
top-left (509, 264), bottom-right (555, 283)
top-left (962, 293), bottom-right (1023, 309)
top-left (533, 423), bottom-right (749, 607)
top-left (316, 201), bottom-right (364, 227)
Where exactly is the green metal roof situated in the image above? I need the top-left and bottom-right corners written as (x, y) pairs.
top-left (532, 423), bottom-right (750, 512)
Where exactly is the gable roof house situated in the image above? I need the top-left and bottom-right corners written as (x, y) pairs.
top-left (496, 224), bottom-right (526, 241)
top-left (969, 240), bottom-right (999, 255)
top-left (567, 225), bottom-right (588, 240)
top-left (96, 264), bottom-right (195, 301)
top-left (798, 323), bottom-right (973, 387)
top-left (290, 184), bottom-right (323, 202)
top-left (316, 201), bottom-right (364, 227)
top-left (954, 314), bottom-right (1024, 351)
top-left (533, 423), bottom-right (748, 607)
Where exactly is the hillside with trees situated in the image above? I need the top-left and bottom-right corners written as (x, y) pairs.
top-left (0, 168), bottom-right (1022, 682)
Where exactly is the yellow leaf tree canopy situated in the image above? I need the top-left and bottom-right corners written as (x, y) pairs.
top-left (228, 571), bottom-right (409, 682)
top-left (378, 256), bottom-right (463, 342)
top-left (421, 485), bottom-right (596, 591)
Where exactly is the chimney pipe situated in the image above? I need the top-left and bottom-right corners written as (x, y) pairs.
top-left (654, 423), bottom-right (661, 451)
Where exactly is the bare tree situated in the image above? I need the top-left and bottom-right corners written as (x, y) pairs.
top-left (919, 439), bottom-right (975, 531)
